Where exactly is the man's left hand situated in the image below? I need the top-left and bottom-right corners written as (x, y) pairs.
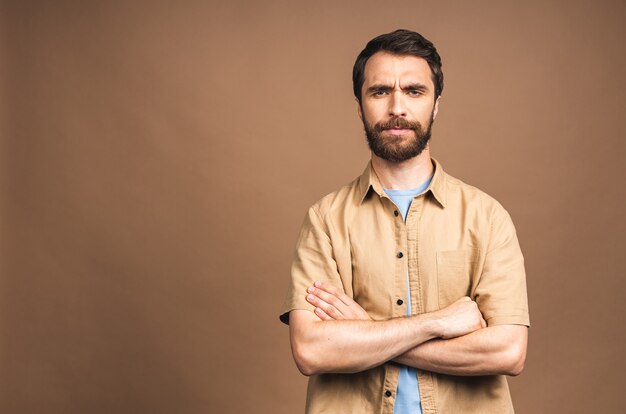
top-left (306, 281), bottom-right (371, 321)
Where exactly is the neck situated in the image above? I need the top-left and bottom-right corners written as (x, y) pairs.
top-left (371, 147), bottom-right (434, 190)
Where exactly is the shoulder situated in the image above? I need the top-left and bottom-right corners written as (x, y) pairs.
top-left (442, 170), bottom-right (510, 217)
top-left (443, 170), bottom-right (495, 203)
top-left (441, 170), bottom-right (521, 253)
top-left (308, 175), bottom-right (364, 222)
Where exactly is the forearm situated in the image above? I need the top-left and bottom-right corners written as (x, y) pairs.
top-left (290, 310), bottom-right (440, 375)
top-left (393, 325), bottom-right (528, 376)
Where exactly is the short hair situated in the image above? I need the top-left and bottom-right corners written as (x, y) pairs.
top-left (352, 29), bottom-right (444, 103)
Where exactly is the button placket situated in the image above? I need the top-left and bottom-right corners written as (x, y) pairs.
top-left (393, 204), bottom-right (407, 320)
top-left (406, 197), bottom-right (423, 316)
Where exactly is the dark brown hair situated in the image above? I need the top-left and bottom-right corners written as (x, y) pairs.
top-left (352, 29), bottom-right (444, 102)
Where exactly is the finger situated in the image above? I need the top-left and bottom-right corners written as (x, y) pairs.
top-left (307, 287), bottom-right (346, 316)
top-left (314, 281), bottom-right (354, 308)
top-left (314, 307), bottom-right (333, 321)
top-left (306, 292), bottom-right (344, 319)
top-left (312, 282), bottom-right (372, 320)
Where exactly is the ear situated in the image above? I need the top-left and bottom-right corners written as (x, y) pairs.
top-left (356, 98), bottom-right (363, 121)
top-left (432, 96), bottom-right (441, 120)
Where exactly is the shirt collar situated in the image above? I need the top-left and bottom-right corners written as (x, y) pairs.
top-left (358, 158), bottom-right (447, 208)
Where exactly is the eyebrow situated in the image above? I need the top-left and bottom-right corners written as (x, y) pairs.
top-left (402, 82), bottom-right (429, 92)
top-left (366, 82), bottom-right (430, 94)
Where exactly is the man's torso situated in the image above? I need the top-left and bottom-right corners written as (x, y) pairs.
top-left (281, 159), bottom-right (529, 413)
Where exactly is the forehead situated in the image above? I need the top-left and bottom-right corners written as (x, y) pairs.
top-left (363, 52), bottom-right (434, 88)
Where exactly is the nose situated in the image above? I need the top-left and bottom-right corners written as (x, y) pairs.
top-left (389, 91), bottom-right (407, 117)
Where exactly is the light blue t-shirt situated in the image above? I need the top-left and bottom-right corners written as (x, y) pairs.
top-left (384, 176), bottom-right (433, 414)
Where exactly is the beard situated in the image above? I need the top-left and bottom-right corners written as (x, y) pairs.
top-left (363, 112), bottom-right (434, 163)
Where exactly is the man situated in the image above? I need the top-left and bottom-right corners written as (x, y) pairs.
top-left (279, 29), bottom-right (529, 414)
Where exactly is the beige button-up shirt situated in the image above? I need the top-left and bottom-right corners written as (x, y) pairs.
top-left (280, 159), bottom-right (529, 413)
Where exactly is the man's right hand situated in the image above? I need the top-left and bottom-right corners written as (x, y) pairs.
top-left (432, 297), bottom-right (486, 339)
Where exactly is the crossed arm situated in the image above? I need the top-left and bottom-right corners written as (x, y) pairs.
top-left (289, 282), bottom-right (527, 377)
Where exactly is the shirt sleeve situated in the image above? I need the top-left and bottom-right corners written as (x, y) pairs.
top-left (475, 205), bottom-right (530, 327)
top-left (279, 205), bottom-right (343, 325)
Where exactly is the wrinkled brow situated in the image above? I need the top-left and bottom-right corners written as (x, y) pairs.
top-left (401, 82), bottom-right (429, 92)
top-left (366, 82), bottom-right (429, 93)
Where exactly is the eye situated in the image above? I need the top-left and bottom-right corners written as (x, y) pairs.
top-left (373, 90), bottom-right (388, 96)
top-left (407, 90), bottom-right (423, 96)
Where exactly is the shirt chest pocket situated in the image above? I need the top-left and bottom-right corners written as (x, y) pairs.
top-left (436, 249), bottom-right (477, 308)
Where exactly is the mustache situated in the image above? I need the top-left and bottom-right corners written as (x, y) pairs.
top-left (374, 117), bottom-right (421, 131)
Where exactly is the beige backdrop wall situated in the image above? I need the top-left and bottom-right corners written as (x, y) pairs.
top-left (1, 1), bottom-right (625, 413)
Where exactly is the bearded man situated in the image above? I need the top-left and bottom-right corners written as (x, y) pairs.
top-left (279, 29), bottom-right (529, 414)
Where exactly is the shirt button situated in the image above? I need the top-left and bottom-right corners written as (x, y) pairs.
top-left (397, 299), bottom-right (404, 305)
top-left (396, 252), bottom-right (403, 258)
top-left (394, 210), bottom-right (399, 217)
top-left (385, 390), bottom-right (392, 397)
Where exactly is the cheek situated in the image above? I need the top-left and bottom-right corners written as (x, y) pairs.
top-left (362, 102), bottom-right (387, 121)
top-left (410, 102), bottom-right (436, 121)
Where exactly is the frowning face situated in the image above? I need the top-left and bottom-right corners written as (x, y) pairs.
top-left (358, 52), bottom-right (440, 162)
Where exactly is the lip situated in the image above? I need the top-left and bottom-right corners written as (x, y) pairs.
top-left (383, 128), bottom-right (412, 136)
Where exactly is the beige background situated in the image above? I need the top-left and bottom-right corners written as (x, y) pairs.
top-left (1, 1), bottom-right (625, 413)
